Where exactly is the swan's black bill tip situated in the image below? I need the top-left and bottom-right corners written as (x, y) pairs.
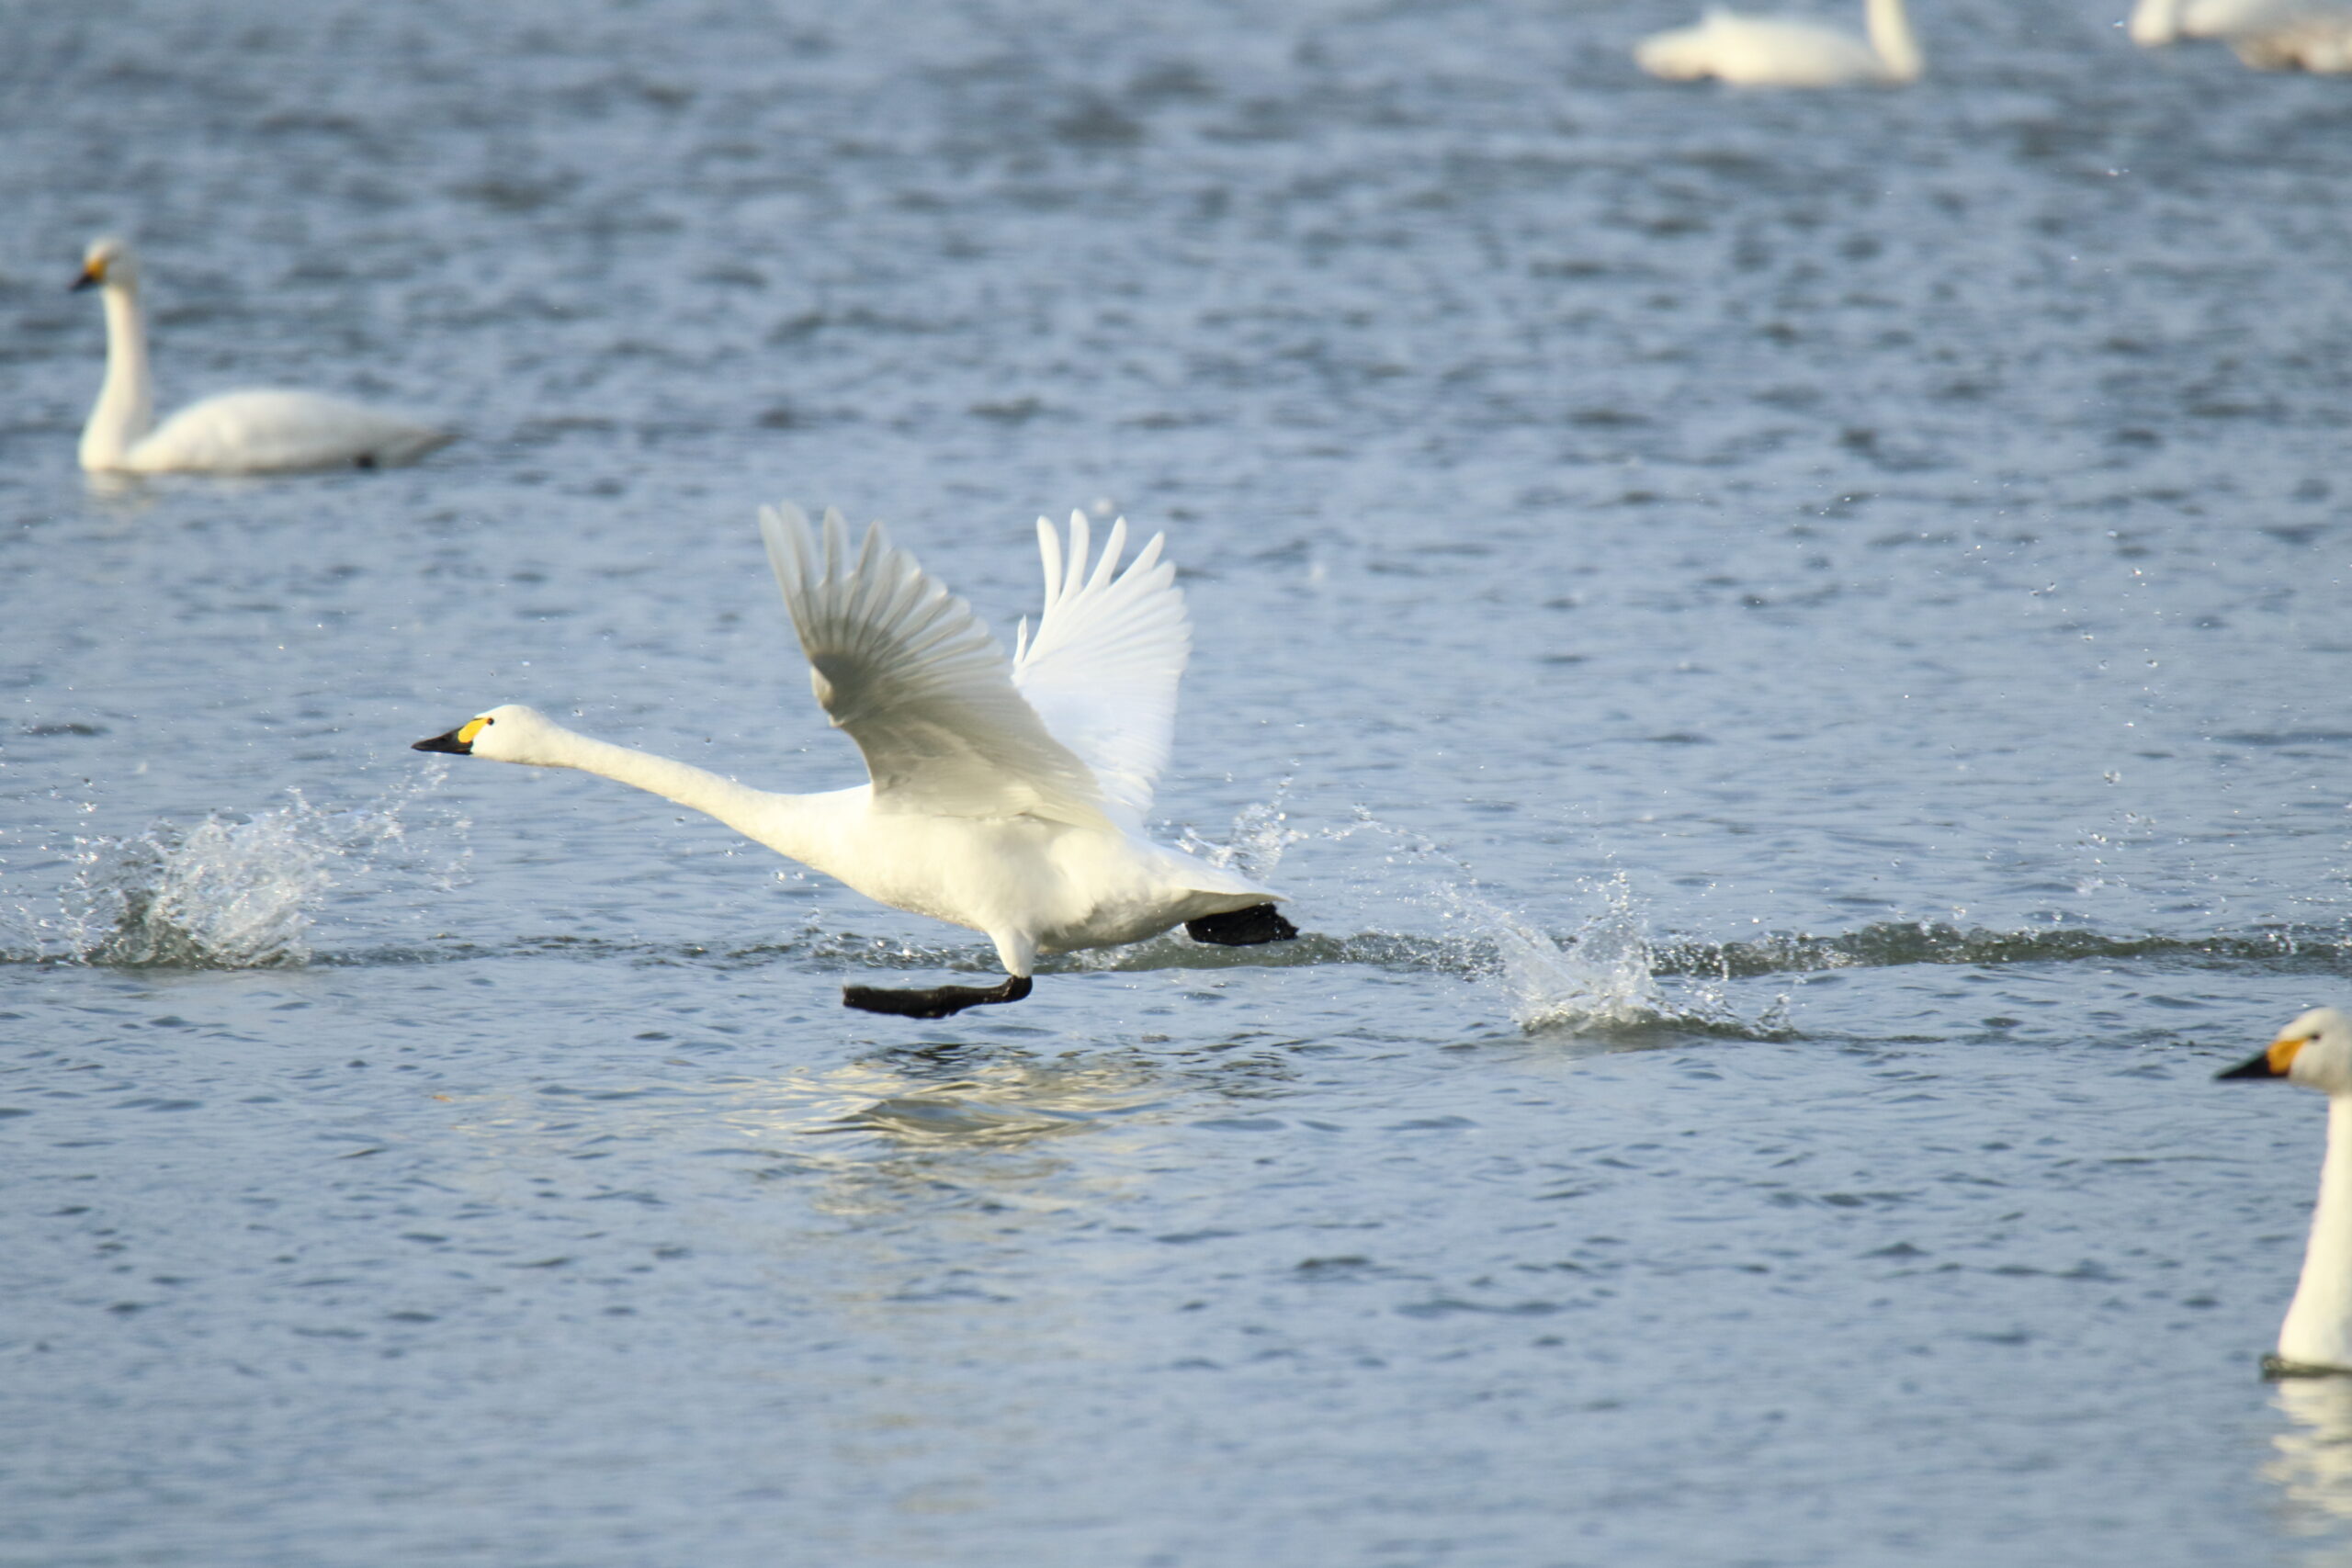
top-left (843, 975), bottom-right (1034, 1019)
top-left (412, 729), bottom-right (472, 755)
top-left (1186, 904), bottom-right (1298, 946)
top-left (2217, 1051), bottom-right (2283, 1081)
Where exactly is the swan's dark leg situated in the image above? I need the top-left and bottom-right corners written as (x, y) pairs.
top-left (1185, 904), bottom-right (1298, 946)
top-left (842, 975), bottom-right (1034, 1020)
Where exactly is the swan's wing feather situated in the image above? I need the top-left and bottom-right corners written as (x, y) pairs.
top-left (1012, 512), bottom-right (1190, 826)
top-left (760, 503), bottom-right (1110, 827)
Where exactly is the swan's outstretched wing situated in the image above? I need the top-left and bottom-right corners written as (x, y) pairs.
top-left (761, 504), bottom-right (1110, 828)
top-left (1012, 513), bottom-right (1190, 828)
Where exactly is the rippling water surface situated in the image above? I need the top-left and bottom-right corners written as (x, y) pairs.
top-left (6, 2), bottom-right (2352, 1562)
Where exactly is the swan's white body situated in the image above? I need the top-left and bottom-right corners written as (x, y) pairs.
top-left (1635, 0), bottom-right (1920, 85)
top-left (2222, 1009), bottom-right (2352, 1374)
top-left (420, 507), bottom-right (1280, 994)
top-left (74, 238), bottom-right (451, 475)
top-left (2131, 0), bottom-right (2352, 69)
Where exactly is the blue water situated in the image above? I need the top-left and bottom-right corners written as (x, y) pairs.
top-left (6, 1), bottom-right (2352, 1562)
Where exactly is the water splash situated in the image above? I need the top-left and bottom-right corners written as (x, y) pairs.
top-left (1459, 874), bottom-right (1667, 1032)
top-left (1320, 809), bottom-right (1786, 1036)
top-left (1177, 781), bottom-right (1306, 884)
top-left (1440, 873), bottom-right (1788, 1037)
top-left (5, 775), bottom-right (467, 969)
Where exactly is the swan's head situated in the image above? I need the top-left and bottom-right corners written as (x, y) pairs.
top-left (72, 237), bottom-right (137, 294)
top-left (412, 704), bottom-right (566, 766)
top-left (2219, 1008), bottom-right (2352, 1094)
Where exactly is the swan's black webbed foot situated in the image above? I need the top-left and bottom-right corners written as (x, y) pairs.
top-left (842, 975), bottom-right (1034, 1020)
top-left (1185, 904), bottom-right (1299, 946)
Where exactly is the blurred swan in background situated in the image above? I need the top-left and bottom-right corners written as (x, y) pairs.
top-left (414, 505), bottom-right (1298, 1019)
top-left (2220, 1008), bottom-right (2352, 1377)
top-left (1635, 0), bottom-right (1921, 85)
top-left (72, 237), bottom-right (452, 475)
top-left (2131, 0), bottom-right (2352, 71)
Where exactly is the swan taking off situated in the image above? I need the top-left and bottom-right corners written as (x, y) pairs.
top-left (2221, 1008), bottom-right (2352, 1377)
top-left (2131, 0), bottom-right (2352, 70)
top-left (72, 238), bottom-right (452, 475)
top-left (1635, 0), bottom-right (1921, 85)
top-left (414, 505), bottom-right (1298, 1019)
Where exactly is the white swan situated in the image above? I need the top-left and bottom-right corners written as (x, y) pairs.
top-left (72, 238), bottom-right (452, 475)
top-left (2131, 0), bottom-right (2352, 69)
top-left (414, 505), bottom-right (1297, 1019)
top-left (2222, 1008), bottom-right (2352, 1376)
top-left (1635, 0), bottom-right (1921, 85)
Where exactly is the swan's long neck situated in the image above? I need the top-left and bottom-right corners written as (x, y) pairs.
top-left (528, 728), bottom-right (839, 872)
top-left (80, 281), bottom-right (155, 472)
top-left (2280, 1095), bottom-right (2352, 1371)
top-left (2129, 0), bottom-right (2185, 44)
top-left (1865, 0), bottom-right (1922, 80)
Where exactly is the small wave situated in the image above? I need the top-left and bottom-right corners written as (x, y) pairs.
top-left (3, 776), bottom-right (465, 969)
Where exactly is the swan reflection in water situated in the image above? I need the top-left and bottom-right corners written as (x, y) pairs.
top-left (743, 1045), bottom-right (1181, 1154)
top-left (819, 1064), bottom-right (1161, 1150)
top-left (2267, 1380), bottom-right (2352, 1548)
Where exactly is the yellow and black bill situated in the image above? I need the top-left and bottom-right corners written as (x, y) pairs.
top-left (69, 261), bottom-right (101, 291)
top-left (413, 717), bottom-right (486, 755)
top-left (2217, 1037), bottom-right (2304, 1081)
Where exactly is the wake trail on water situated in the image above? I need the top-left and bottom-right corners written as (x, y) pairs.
top-left (1, 773), bottom-right (467, 968)
top-left (9, 783), bottom-right (2345, 1036)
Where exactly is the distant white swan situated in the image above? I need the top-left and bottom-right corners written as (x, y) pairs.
top-left (1635, 0), bottom-right (1921, 85)
top-left (415, 505), bottom-right (1297, 1019)
top-left (2131, 0), bottom-right (2352, 69)
top-left (2222, 1008), bottom-right (2352, 1376)
top-left (72, 238), bottom-right (452, 475)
